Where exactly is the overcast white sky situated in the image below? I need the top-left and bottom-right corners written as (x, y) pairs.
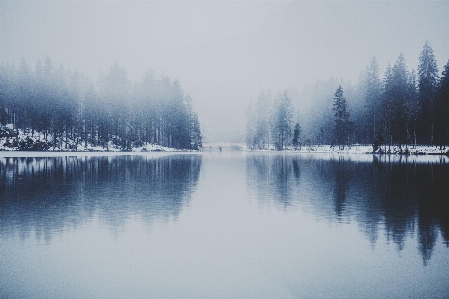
top-left (1, 1), bottom-right (449, 142)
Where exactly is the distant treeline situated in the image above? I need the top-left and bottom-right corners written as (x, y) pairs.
top-left (247, 42), bottom-right (449, 151)
top-left (0, 59), bottom-right (202, 150)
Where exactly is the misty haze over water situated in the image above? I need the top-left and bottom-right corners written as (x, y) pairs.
top-left (1, 1), bottom-right (449, 298)
top-left (1, 1), bottom-right (448, 142)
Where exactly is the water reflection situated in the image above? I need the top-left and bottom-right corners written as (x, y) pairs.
top-left (0, 154), bottom-right (202, 242)
top-left (246, 153), bottom-right (449, 264)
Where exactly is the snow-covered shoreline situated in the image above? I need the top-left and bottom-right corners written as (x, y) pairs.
top-left (0, 149), bottom-right (202, 158)
top-left (1, 132), bottom-right (448, 161)
top-left (204, 142), bottom-right (449, 155)
top-left (1, 145), bottom-right (448, 164)
top-left (269, 144), bottom-right (449, 156)
top-left (0, 125), bottom-right (199, 155)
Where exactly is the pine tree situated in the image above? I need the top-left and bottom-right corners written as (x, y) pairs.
top-left (332, 85), bottom-right (352, 149)
top-left (0, 58), bottom-right (202, 151)
top-left (190, 111), bottom-right (202, 150)
top-left (362, 57), bottom-right (382, 144)
top-left (292, 122), bottom-right (301, 150)
top-left (406, 69), bottom-right (419, 147)
top-left (254, 91), bottom-right (271, 149)
top-left (417, 41), bottom-right (439, 144)
top-left (381, 54), bottom-right (411, 147)
top-left (435, 60), bottom-right (449, 147)
top-left (391, 53), bottom-right (410, 145)
top-left (271, 91), bottom-right (294, 150)
top-left (246, 100), bottom-right (257, 150)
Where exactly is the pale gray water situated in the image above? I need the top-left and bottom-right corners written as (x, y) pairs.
top-left (0, 152), bottom-right (448, 298)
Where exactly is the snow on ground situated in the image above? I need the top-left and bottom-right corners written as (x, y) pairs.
top-left (0, 125), bottom-right (183, 153)
top-left (243, 144), bottom-right (449, 155)
top-left (201, 143), bottom-right (449, 163)
top-left (1, 125), bottom-right (448, 161)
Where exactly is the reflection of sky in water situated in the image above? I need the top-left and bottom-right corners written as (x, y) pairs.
top-left (1, 152), bottom-right (448, 298)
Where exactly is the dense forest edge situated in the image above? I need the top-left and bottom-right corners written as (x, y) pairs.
top-left (247, 42), bottom-right (449, 155)
top-left (0, 59), bottom-right (202, 152)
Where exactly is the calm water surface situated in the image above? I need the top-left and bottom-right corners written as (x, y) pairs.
top-left (0, 152), bottom-right (448, 298)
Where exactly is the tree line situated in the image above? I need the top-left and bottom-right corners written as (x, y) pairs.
top-left (0, 58), bottom-right (202, 150)
top-left (247, 41), bottom-right (449, 151)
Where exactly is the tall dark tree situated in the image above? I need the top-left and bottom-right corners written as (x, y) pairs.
top-left (417, 41), bottom-right (439, 144)
top-left (292, 122), bottom-right (301, 150)
top-left (381, 54), bottom-right (411, 148)
top-left (435, 60), bottom-right (449, 147)
top-left (406, 69), bottom-right (419, 147)
top-left (332, 85), bottom-right (352, 149)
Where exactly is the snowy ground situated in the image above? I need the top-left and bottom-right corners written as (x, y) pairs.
top-left (1, 125), bottom-right (448, 158)
top-left (0, 125), bottom-right (184, 153)
top-left (204, 142), bottom-right (449, 155)
top-left (281, 144), bottom-right (449, 155)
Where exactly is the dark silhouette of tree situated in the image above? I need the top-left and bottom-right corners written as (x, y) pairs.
top-left (406, 69), bottom-right (419, 147)
top-left (332, 85), bottom-right (352, 149)
top-left (417, 41), bottom-right (439, 145)
top-left (292, 122), bottom-right (301, 150)
top-left (381, 54), bottom-right (416, 149)
top-left (435, 60), bottom-right (449, 147)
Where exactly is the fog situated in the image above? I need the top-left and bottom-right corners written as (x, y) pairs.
top-left (1, 1), bottom-right (448, 142)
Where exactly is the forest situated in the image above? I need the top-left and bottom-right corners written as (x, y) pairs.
top-left (247, 42), bottom-right (449, 151)
top-left (0, 59), bottom-right (202, 151)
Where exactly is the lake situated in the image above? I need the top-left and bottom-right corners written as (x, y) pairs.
top-left (0, 151), bottom-right (448, 298)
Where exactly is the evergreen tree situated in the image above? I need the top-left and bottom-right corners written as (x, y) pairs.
top-left (332, 85), bottom-right (352, 149)
top-left (381, 63), bottom-right (393, 148)
top-left (417, 41), bottom-right (439, 144)
top-left (271, 91), bottom-right (294, 150)
top-left (362, 57), bottom-right (382, 144)
top-left (245, 100), bottom-right (257, 150)
top-left (292, 122), bottom-right (301, 150)
top-left (406, 69), bottom-right (419, 146)
top-left (435, 60), bottom-right (449, 147)
top-left (391, 53), bottom-right (410, 145)
top-left (254, 91), bottom-right (271, 149)
top-left (381, 54), bottom-right (410, 147)
top-left (0, 58), bottom-right (201, 151)
top-left (190, 110), bottom-right (203, 150)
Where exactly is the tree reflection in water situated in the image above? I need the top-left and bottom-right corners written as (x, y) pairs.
top-left (0, 154), bottom-right (202, 243)
top-left (246, 153), bottom-right (449, 264)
